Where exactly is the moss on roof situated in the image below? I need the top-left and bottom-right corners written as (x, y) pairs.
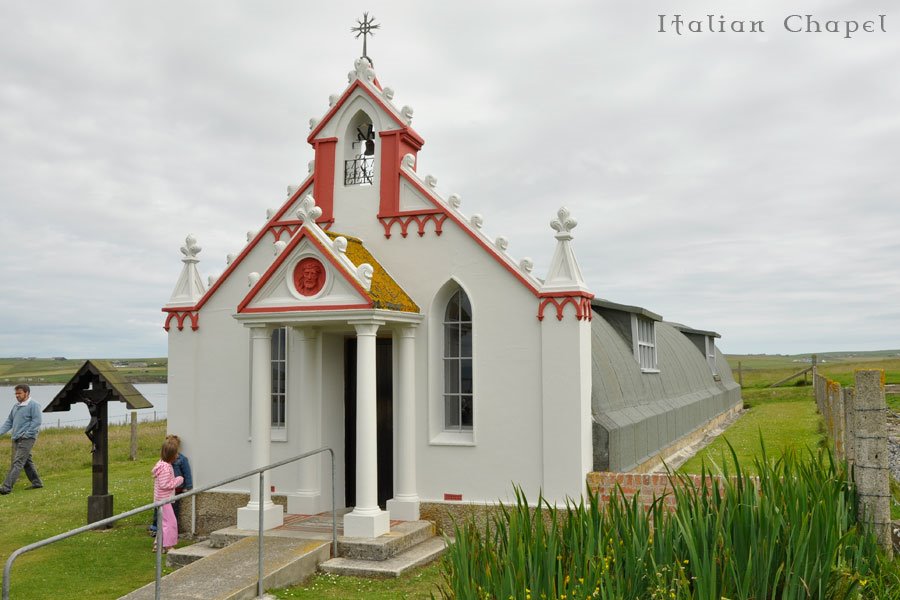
top-left (46, 360), bottom-right (153, 412)
top-left (324, 231), bottom-right (419, 313)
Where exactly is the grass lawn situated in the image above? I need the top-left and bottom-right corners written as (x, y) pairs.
top-left (271, 564), bottom-right (443, 599)
top-left (0, 421), bottom-right (178, 599)
top-left (679, 385), bottom-right (824, 474)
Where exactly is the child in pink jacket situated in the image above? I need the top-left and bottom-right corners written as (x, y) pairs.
top-left (152, 439), bottom-right (184, 552)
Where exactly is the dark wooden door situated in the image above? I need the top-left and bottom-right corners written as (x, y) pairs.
top-left (344, 338), bottom-right (394, 509)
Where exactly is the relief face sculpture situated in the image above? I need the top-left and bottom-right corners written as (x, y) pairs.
top-left (293, 257), bottom-right (325, 296)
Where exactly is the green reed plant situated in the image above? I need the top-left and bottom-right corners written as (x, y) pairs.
top-left (437, 442), bottom-right (894, 600)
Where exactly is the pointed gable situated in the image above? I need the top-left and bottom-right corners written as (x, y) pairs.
top-left (238, 195), bottom-right (417, 315)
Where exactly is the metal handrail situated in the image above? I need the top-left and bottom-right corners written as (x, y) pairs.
top-left (3, 446), bottom-right (336, 600)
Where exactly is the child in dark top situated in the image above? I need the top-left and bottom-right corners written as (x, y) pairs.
top-left (149, 434), bottom-right (193, 536)
top-left (167, 434), bottom-right (193, 523)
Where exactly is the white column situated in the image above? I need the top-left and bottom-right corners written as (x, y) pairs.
top-left (343, 319), bottom-right (390, 538)
top-left (287, 327), bottom-right (322, 515)
top-left (237, 325), bottom-right (284, 530)
top-left (387, 325), bottom-right (419, 521)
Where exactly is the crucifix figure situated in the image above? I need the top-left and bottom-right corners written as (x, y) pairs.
top-left (84, 393), bottom-right (103, 453)
top-left (351, 12), bottom-right (380, 63)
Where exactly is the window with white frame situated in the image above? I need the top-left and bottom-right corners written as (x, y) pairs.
top-left (271, 327), bottom-right (287, 428)
top-left (706, 336), bottom-right (718, 375)
top-left (443, 289), bottom-right (473, 431)
top-left (633, 315), bottom-right (658, 372)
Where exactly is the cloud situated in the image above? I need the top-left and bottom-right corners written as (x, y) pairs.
top-left (1, 0), bottom-right (898, 357)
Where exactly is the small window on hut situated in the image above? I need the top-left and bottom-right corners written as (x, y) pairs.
top-left (632, 315), bottom-right (658, 372)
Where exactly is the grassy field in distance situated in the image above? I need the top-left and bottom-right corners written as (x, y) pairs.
top-left (0, 357), bottom-right (167, 385)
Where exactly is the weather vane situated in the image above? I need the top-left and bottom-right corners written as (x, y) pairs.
top-left (351, 12), bottom-right (380, 63)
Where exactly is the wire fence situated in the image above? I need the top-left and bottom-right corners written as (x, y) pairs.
top-left (43, 410), bottom-right (168, 430)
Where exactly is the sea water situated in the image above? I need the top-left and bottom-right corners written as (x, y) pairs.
top-left (0, 384), bottom-right (167, 430)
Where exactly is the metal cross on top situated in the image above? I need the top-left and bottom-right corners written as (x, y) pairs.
top-left (351, 12), bottom-right (380, 61)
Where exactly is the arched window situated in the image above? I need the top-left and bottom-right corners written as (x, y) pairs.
top-left (343, 111), bottom-right (375, 186)
top-left (443, 289), bottom-right (473, 431)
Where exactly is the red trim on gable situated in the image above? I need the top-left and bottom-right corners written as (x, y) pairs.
top-left (160, 174), bottom-right (329, 321)
top-left (397, 171), bottom-right (542, 297)
top-left (379, 129), bottom-right (424, 216)
top-left (312, 137), bottom-right (337, 222)
top-left (307, 80), bottom-right (424, 146)
top-left (378, 211), bottom-right (447, 238)
top-left (163, 310), bottom-right (199, 331)
top-left (236, 226), bottom-right (374, 314)
top-left (537, 292), bottom-right (594, 322)
top-left (239, 302), bottom-right (373, 314)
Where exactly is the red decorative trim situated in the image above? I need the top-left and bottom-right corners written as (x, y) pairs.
top-left (307, 81), bottom-right (424, 146)
top-left (378, 211), bottom-right (447, 238)
top-left (271, 223), bottom-right (301, 241)
top-left (398, 171), bottom-right (541, 296)
top-left (239, 302), bottom-right (373, 314)
top-left (443, 493), bottom-right (463, 502)
top-left (163, 310), bottom-right (199, 332)
top-left (537, 292), bottom-right (595, 322)
top-left (237, 227), bottom-right (374, 314)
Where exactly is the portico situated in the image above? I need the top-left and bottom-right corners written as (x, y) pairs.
top-left (235, 308), bottom-right (421, 537)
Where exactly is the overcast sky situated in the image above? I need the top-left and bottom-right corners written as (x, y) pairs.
top-left (1, 0), bottom-right (898, 358)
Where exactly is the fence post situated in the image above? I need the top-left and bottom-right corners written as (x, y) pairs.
top-left (853, 370), bottom-right (892, 557)
top-left (737, 361), bottom-right (743, 387)
top-left (843, 387), bottom-right (855, 469)
top-left (130, 411), bottom-right (138, 461)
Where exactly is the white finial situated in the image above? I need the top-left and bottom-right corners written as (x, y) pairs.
top-left (207, 274), bottom-right (219, 286)
top-left (542, 206), bottom-right (589, 293)
top-left (357, 263), bottom-right (374, 290)
top-left (333, 236), bottom-right (348, 254)
top-left (495, 236), bottom-right (508, 252)
top-left (248, 272), bottom-right (260, 287)
top-left (226, 253), bottom-right (236, 265)
top-left (273, 241), bottom-right (287, 256)
top-left (266, 208), bottom-right (275, 220)
top-left (296, 194), bottom-right (323, 223)
top-left (180, 235), bottom-right (202, 261)
top-left (470, 214), bottom-right (483, 229)
top-left (383, 87), bottom-right (394, 101)
top-left (307, 160), bottom-right (315, 174)
top-left (309, 117), bottom-right (319, 131)
top-left (351, 57), bottom-right (376, 83)
top-left (247, 230), bottom-right (257, 242)
top-left (287, 185), bottom-right (299, 197)
top-left (167, 234), bottom-right (206, 307)
top-left (328, 94), bottom-right (340, 107)
top-left (402, 153), bottom-right (416, 169)
top-left (425, 175), bottom-right (438, 189)
top-left (520, 258), bottom-right (534, 273)
top-left (401, 105), bottom-right (413, 123)
top-left (550, 207), bottom-right (578, 240)
top-left (448, 194), bottom-right (461, 209)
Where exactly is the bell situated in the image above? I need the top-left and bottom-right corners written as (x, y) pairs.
top-left (364, 140), bottom-right (375, 156)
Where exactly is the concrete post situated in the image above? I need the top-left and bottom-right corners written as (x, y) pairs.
top-left (344, 320), bottom-right (390, 538)
top-left (737, 361), bottom-right (743, 388)
top-left (853, 370), bottom-right (891, 556)
top-left (237, 325), bottom-right (284, 530)
top-left (287, 327), bottom-right (322, 515)
top-left (387, 325), bottom-right (420, 521)
top-left (842, 387), bottom-right (855, 468)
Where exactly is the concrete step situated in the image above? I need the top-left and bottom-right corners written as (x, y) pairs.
top-left (166, 539), bottom-right (219, 569)
top-left (118, 536), bottom-right (330, 600)
top-left (338, 520), bottom-right (434, 561)
top-left (320, 536), bottom-right (447, 578)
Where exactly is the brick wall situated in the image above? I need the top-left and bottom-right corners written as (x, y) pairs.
top-left (586, 471), bottom-right (742, 510)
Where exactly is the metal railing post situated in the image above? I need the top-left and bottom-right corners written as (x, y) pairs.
top-left (258, 472), bottom-right (265, 598)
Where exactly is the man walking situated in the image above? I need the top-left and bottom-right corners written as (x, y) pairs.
top-left (0, 384), bottom-right (43, 494)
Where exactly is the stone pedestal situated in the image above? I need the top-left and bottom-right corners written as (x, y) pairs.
top-left (343, 509), bottom-right (390, 539)
top-left (88, 494), bottom-right (113, 527)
